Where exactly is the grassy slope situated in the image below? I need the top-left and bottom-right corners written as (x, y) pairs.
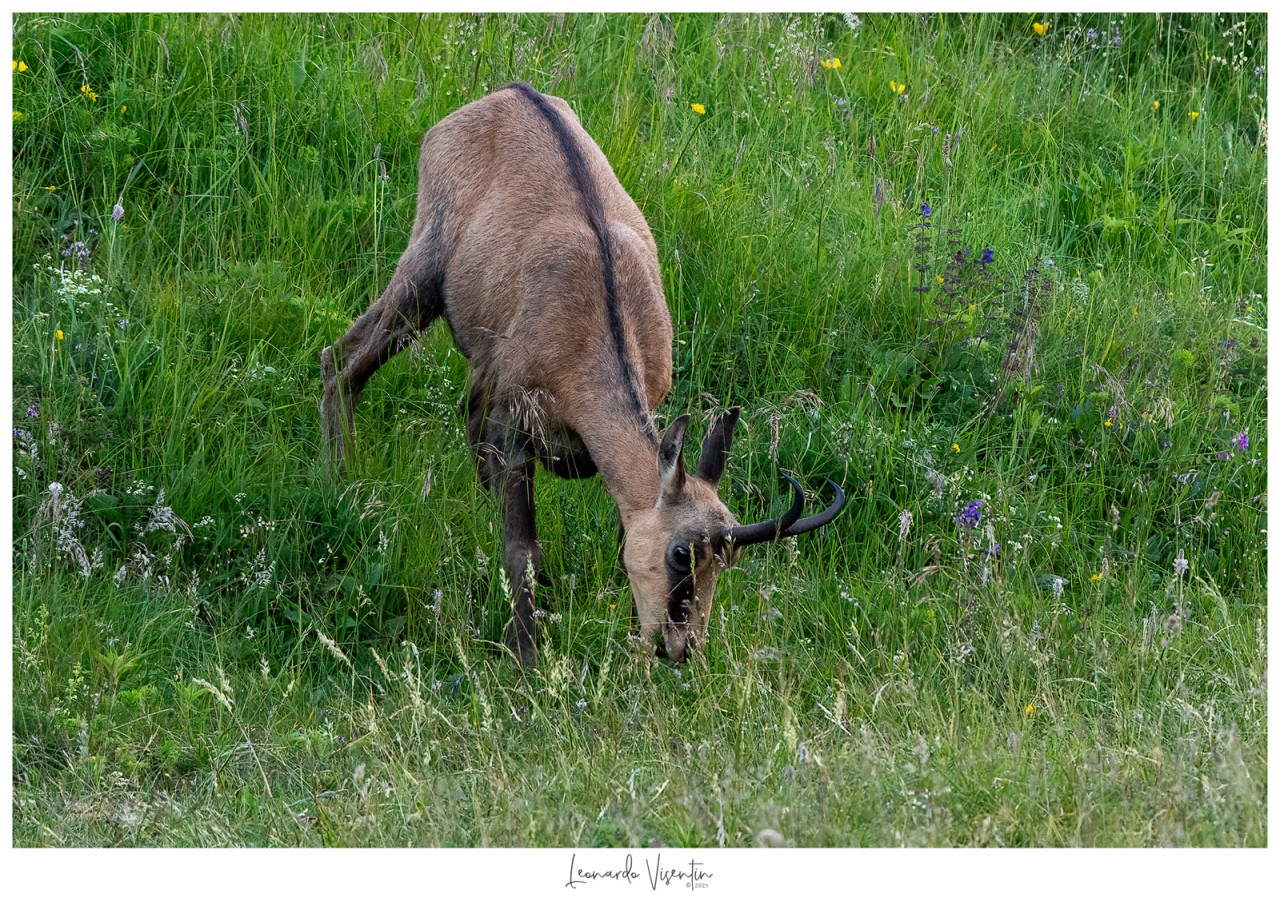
top-left (11, 13), bottom-right (1266, 846)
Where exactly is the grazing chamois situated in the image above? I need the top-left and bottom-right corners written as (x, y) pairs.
top-left (321, 82), bottom-right (844, 665)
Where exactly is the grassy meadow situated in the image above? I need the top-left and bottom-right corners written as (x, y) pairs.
top-left (10, 13), bottom-right (1267, 847)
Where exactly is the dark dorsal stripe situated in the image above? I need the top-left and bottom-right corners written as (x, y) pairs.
top-left (505, 81), bottom-right (658, 446)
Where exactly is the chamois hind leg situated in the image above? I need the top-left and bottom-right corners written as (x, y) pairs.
top-left (500, 439), bottom-right (542, 668)
top-left (321, 239), bottom-right (441, 470)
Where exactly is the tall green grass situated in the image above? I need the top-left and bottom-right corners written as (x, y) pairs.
top-left (11, 12), bottom-right (1266, 846)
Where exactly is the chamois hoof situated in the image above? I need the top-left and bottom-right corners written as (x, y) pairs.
top-left (505, 625), bottom-right (539, 668)
top-left (319, 416), bottom-right (347, 477)
top-left (319, 348), bottom-right (348, 474)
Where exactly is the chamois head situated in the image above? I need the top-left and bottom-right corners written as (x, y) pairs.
top-left (622, 408), bottom-right (846, 662)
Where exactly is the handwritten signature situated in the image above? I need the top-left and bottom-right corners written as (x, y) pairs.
top-left (566, 853), bottom-right (713, 890)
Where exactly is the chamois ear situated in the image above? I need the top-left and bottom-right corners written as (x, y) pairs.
top-left (657, 414), bottom-right (691, 505)
top-left (696, 406), bottom-right (740, 488)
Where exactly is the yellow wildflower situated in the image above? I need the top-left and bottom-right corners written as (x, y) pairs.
top-left (937, 275), bottom-right (944, 283)
top-left (1033, 22), bottom-right (1049, 37)
top-left (1189, 110), bottom-right (1200, 119)
top-left (120, 105), bottom-right (127, 114)
top-left (691, 103), bottom-right (706, 115)
top-left (821, 57), bottom-right (842, 70)
top-left (14, 60), bottom-right (29, 72)
top-left (13, 111), bottom-right (23, 121)
top-left (1025, 703), bottom-right (1035, 715)
top-left (952, 442), bottom-right (960, 454)
top-left (44, 185), bottom-right (57, 191)
top-left (56, 329), bottom-right (64, 341)
top-left (968, 303), bottom-right (976, 312)
top-left (1091, 572), bottom-right (1103, 581)
top-left (1104, 418), bottom-right (1113, 428)
top-left (889, 80), bottom-right (905, 94)
top-left (1153, 100), bottom-right (1160, 110)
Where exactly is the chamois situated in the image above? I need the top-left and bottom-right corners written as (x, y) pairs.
top-left (321, 82), bottom-right (844, 665)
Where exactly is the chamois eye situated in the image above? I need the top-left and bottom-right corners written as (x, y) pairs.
top-left (667, 543), bottom-right (692, 571)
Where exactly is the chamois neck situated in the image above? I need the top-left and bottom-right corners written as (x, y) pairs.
top-left (578, 411), bottom-right (661, 528)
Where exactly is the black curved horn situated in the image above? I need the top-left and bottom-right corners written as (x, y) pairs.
top-left (724, 475), bottom-right (805, 547)
top-left (780, 478), bottom-right (846, 537)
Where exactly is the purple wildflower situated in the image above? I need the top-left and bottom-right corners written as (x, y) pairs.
top-left (13, 428), bottom-right (27, 439)
top-left (112, 202), bottom-right (124, 221)
top-left (920, 202), bottom-right (933, 219)
top-left (1233, 431), bottom-right (1249, 452)
top-left (60, 240), bottom-right (90, 263)
top-left (1216, 450), bottom-right (1231, 461)
top-left (954, 500), bottom-right (983, 529)
top-left (980, 247), bottom-right (995, 265)
top-left (25, 405), bottom-right (39, 419)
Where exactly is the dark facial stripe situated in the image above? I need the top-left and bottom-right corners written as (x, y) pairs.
top-left (666, 539), bottom-right (708, 625)
top-left (505, 81), bottom-right (658, 447)
top-left (667, 569), bottom-right (694, 625)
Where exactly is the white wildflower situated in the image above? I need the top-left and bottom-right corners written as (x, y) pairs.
top-left (1173, 548), bottom-right (1189, 576)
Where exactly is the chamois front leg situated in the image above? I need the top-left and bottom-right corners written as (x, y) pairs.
top-left (502, 455), bottom-right (542, 667)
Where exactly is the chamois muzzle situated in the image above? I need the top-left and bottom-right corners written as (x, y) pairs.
top-left (724, 475), bottom-right (847, 547)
